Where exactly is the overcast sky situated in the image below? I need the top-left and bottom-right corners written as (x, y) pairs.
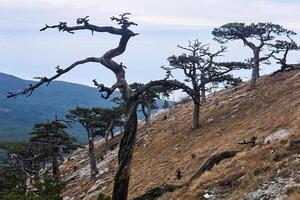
top-left (1, 0), bottom-right (300, 98)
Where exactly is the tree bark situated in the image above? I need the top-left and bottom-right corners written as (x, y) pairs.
top-left (145, 108), bottom-right (151, 132)
top-left (190, 151), bottom-right (237, 181)
top-left (141, 104), bottom-right (150, 132)
top-left (105, 120), bottom-right (114, 153)
top-left (34, 161), bottom-right (40, 180)
top-left (250, 50), bottom-right (260, 89)
top-left (111, 129), bottom-right (114, 139)
top-left (193, 98), bottom-right (201, 129)
top-left (146, 109), bottom-right (151, 125)
top-left (58, 146), bottom-right (64, 164)
top-left (52, 148), bottom-right (61, 182)
top-left (133, 184), bottom-right (185, 200)
top-left (201, 86), bottom-right (206, 104)
top-left (112, 99), bottom-right (138, 200)
top-left (88, 129), bottom-right (98, 176)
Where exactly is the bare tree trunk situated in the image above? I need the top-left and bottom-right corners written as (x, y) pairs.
top-left (145, 108), bottom-right (151, 132)
top-left (52, 149), bottom-right (60, 182)
top-left (34, 161), bottom-right (40, 180)
top-left (58, 146), bottom-right (64, 164)
top-left (112, 100), bottom-right (138, 200)
top-left (88, 129), bottom-right (98, 176)
top-left (105, 120), bottom-right (114, 153)
top-left (147, 108), bottom-right (151, 126)
top-left (141, 105), bottom-right (150, 132)
top-left (193, 98), bottom-right (200, 129)
top-left (201, 86), bottom-right (206, 104)
top-left (111, 129), bottom-right (114, 139)
top-left (250, 51), bottom-right (260, 89)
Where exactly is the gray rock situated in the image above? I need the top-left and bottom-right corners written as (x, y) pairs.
top-left (285, 138), bottom-right (300, 150)
top-left (241, 177), bottom-right (300, 200)
top-left (264, 129), bottom-right (291, 144)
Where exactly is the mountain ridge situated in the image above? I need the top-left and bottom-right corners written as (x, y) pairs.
top-left (0, 72), bottom-right (167, 143)
top-left (0, 72), bottom-right (117, 142)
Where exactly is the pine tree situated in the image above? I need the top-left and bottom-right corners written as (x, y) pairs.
top-left (212, 22), bottom-right (295, 88)
top-left (29, 120), bottom-right (76, 181)
top-left (162, 40), bottom-right (246, 128)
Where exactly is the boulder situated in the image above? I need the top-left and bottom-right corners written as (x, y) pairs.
top-left (264, 129), bottom-right (291, 144)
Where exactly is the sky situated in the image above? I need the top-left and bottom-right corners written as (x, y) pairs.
top-left (1, 0), bottom-right (300, 98)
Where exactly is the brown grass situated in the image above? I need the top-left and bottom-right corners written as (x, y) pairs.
top-left (288, 193), bottom-right (300, 200)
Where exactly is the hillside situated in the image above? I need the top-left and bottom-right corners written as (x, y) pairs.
top-left (60, 70), bottom-right (300, 200)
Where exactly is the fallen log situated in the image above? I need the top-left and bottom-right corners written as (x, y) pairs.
top-left (190, 151), bottom-right (237, 181)
top-left (133, 184), bottom-right (186, 200)
top-left (134, 151), bottom-right (237, 200)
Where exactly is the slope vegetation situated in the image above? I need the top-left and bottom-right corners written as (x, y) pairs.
top-left (61, 70), bottom-right (300, 200)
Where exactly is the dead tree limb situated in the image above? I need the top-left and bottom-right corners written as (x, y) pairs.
top-left (190, 151), bottom-right (237, 181)
top-left (134, 151), bottom-right (237, 199)
top-left (133, 184), bottom-right (186, 200)
top-left (237, 137), bottom-right (257, 147)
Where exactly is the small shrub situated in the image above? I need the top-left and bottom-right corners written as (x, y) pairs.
top-left (96, 154), bottom-right (104, 161)
top-left (33, 175), bottom-right (66, 200)
top-left (97, 193), bottom-right (111, 200)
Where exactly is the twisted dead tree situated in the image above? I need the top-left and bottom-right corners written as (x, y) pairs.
top-left (8, 14), bottom-right (190, 200)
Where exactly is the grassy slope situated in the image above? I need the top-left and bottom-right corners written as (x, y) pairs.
top-left (60, 70), bottom-right (300, 199)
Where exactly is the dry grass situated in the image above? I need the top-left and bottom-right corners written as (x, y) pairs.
top-left (61, 70), bottom-right (300, 200)
top-left (288, 193), bottom-right (300, 200)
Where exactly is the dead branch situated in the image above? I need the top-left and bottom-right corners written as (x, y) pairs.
top-left (8, 14), bottom-right (138, 99)
top-left (238, 136), bottom-right (257, 147)
top-left (7, 57), bottom-right (100, 98)
top-left (40, 14), bottom-right (138, 36)
top-left (131, 79), bottom-right (193, 100)
top-left (190, 151), bottom-right (237, 181)
top-left (133, 184), bottom-right (186, 200)
top-left (134, 151), bottom-right (237, 199)
top-left (93, 80), bottom-right (123, 99)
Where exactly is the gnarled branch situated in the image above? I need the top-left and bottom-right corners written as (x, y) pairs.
top-left (131, 79), bottom-right (193, 100)
top-left (93, 80), bottom-right (124, 99)
top-left (7, 57), bottom-right (100, 98)
top-left (8, 14), bottom-right (138, 99)
top-left (40, 14), bottom-right (138, 36)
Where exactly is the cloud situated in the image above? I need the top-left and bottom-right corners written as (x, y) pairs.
top-left (1, 0), bottom-right (300, 30)
top-left (0, 0), bottom-right (300, 88)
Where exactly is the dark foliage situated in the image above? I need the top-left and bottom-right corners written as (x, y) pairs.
top-left (212, 22), bottom-right (295, 88)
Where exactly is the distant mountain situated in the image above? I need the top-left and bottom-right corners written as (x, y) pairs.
top-left (0, 73), bottom-right (156, 143)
